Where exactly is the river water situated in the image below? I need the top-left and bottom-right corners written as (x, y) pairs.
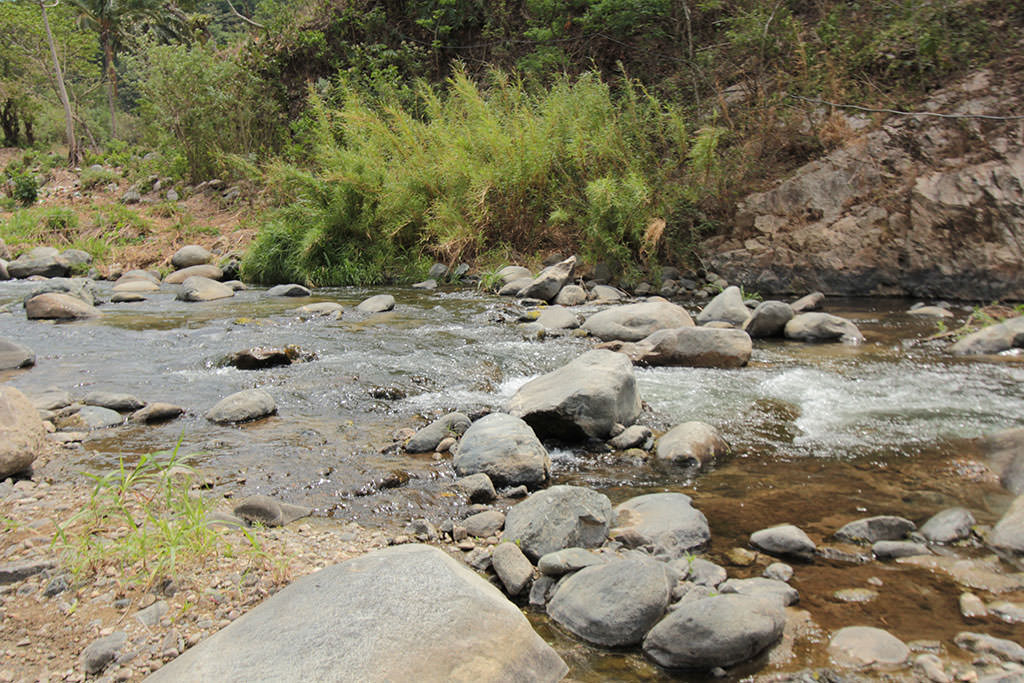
top-left (2, 281), bottom-right (1022, 679)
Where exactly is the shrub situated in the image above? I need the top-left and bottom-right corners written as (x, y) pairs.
top-left (11, 172), bottom-right (37, 206)
top-left (79, 165), bottom-right (118, 190)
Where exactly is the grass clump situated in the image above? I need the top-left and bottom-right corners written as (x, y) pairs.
top-left (243, 67), bottom-right (709, 286)
top-left (79, 166), bottom-right (119, 191)
top-left (52, 444), bottom-right (267, 588)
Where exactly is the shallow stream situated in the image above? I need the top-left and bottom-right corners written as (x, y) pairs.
top-left (2, 282), bottom-right (1022, 679)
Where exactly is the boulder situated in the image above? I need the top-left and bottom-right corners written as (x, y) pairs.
top-left (165, 264), bottom-right (223, 285)
top-left (176, 276), bottom-right (234, 302)
top-left (25, 293), bottom-right (100, 320)
top-left (642, 594), bottom-right (786, 670)
top-left (784, 313), bottom-right (864, 343)
top-left (508, 349), bottom-right (641, 441)
top-left (834, 516), bottom-right (916, 544)
top-left (548, 559), bottom-right (672, 647)
top-left (950, 317), bottom-right (1024, 355)
top-left (145, 545), bottom-right (568, 682)
top-left (452, 413), bottom-right (550, 487)
top-left (537, 548), bottom-right (606, 576)
top-left (610, 492), bottom-right (710, 559)
top-left (55, 406), bottom-right (123, 431)
top-left (0, 386), bottom-right (46, 478)
top-left (491, 542), bottom-right (534, 596)
top-left (82, 392), bottom-right (145, 412)
top-left (297, 302), bottom-right (344, 316)
top-left (919, 507), bottom-right (975, 544)
top-left (744, 301), bottom-right (794, 338)
top-left (720, 577), bottom-right (798, 606)
top-left (356, 294), bottom-right (395, 313)
top-left (496, 265), bottom-right (533, 287)
top-left (582, 298), bottom-right (694, 342)
top-left (227, 346), bottom-right (313, 370)
top-left (990, 494), bottom-right (1024, 554)
top-left (502, 485), bottom-right (613, 561)
top-left (267, 284), bottom-right (311, 297)
top-left (790, 292), bottom-right (825, 313)
top-left (7, 255), bottom-right (70, 279)
top-left (130, 403), bottom-right (184, 424)
top-left (696, 286), bottom-right (751, 326)
top-left (605, 327), bottom-right (752, 368)
top-left (171, 245), bottom-right (213, 269)
top-left (406, 412), bottom-right (472, 453)
top-left (749, 524), bottom-right (817, 559)
top-left (655, 422), bottom-right (729, 468)
top-left (519, 256), bottom-right (576, 302)
top-left (0, 339), bottom-right (35, 370)
top-left (452, 473), bottom-right (496, 503)
top-left (26, 278), bottom-right (99, 306)
top-left (61, 249), bottom-right (92, 267)
top-left (553, 285), bottom-right (586, 306)
top-left (828, 626), bottom-right (909, 671)
top-left (206, 389), bottom-right (276, 424)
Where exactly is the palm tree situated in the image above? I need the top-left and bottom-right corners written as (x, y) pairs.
top-left (67, 0), bottom-right (184, 138)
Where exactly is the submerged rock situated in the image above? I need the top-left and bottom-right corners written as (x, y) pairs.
top-left (227, 346), bottom-right (314, 370)
top-left (145, 544), bottom-right (568, 682)
top-left (502, 485), bottom-right (613, 561)
top-left (828, 626), bottom-right (909, 671)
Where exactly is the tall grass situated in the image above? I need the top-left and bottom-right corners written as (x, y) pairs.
top-left (243, 67), bottom-right (710, 285)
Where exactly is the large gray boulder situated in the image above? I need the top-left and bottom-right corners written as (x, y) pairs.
top-left (604, 327), bottom-right (752, 368)
top-left (508, 349), bottom-right (641, 441)
top-left (696, 286), bottom-right (751, 326)
top-left (7, 255), bottom-right (70, 279)
top-left (165, 264), bottom-right (223, 284)
top-left (176, 276), bottom-right (234, 302)
top-left (655, 422), bottom-right (729, 468)
top-left (0, 339), bottom-right (35, 370)
top-left (503, 485), bottom-right (613, 561)
top-left (0, 386), bottom-right (45, 478)
top-left (582, 298), bottom-right (694, 342)
top-left (950, 317), bottom-right (1024, 355)
top-left (356, 294), bottom-right (395, 313)
top-left (642, 594), bottom-right (786, 670)
top-left (171, 245), bottom-right (213, 269)
top-left (744, 300), bottom-right (794, 338)
top-left (453, 413), bottom-right (550, 487)
top-left (548, 559), bottom-right (672, 647)
top-left (145, 545), bottom-right (567, 682)
top-left (835, 516), bottom-right (916, 544)
top-left (990, 494), bottom-right (1024, 554)
top-left (784, 313), bottom-right (864, 343)
top-left (25, 293), bottom-right (101, 320)
top-left (519, 256), bottom-right (575, 302)
top-left (406, 412), bottom-right (471, 453)
top-left (610, 493), bottom-right (710, 559)
top-left (206, 389), bottom-right (277, 424)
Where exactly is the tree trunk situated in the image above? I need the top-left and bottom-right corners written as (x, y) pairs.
top-left (103, 34), bottom-right (117, 138)
top-left (39, 0), bottom-right (79, 164)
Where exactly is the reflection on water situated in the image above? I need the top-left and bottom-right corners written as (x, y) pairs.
top-left (2, 283), bottom-right (1023, 679)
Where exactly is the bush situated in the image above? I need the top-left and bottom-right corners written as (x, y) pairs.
top-left (10, 172), bottom-right (37, 206)
top-left (79, 166), bottom-right (118, 190)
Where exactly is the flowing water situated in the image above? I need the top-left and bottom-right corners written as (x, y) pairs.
top-left (2, 281), bottom-right (1023, 679)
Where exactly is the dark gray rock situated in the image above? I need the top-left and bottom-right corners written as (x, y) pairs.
top-left (130, 403), bottom-right (184, 424)
top-left (452, 473), bottom-right (496, 503)
top-left (491, 542), bottom-right (534, 596)
top-left (0, 557), bottom-right (55, 584)
top-left (206, 389), bottom-right (276, 424)
top-left (750, 524), bottom-right (817, 559)
top-left (785, 313), bottom-right (864, 343)
top-left (356, 294), bottom-right (395, 313)
top-left (453, 413), bottom-right (550, 487)
top-left (654, 421), bottom-right (729, 468)
top-left (145, 545), bottom-right (567, 682)
top-left (537, 548), bottom-right (606, 576)
top-left (548, 558), bottom-right (672, 647)
top-left (696, 286), bottom-right (751, 326)
top-left (406, 412), bottom-right (471, 453)
top-left (582, 298), bottom-right (694, 342)
top-left (0, 338), bottom-right (35, 370)
top-left (8, 255), bottom-right (70, 279)
top-left (80, 631), bottom-right (127, 675)
top-left (828, 626), bottom-right (909, 671)
top-left (610, 492), bottom-right (710, 559)
top-left (176, 276), bottom-right (234, 302)
top-left (503, 485), bottom-right (613, 561)
top-left (643, 594), bottom-right (786, 670)
top-left (720, 577), bottom-right (798, 606)
top-left (83, 391), bottom-right (144, 412)
top-left (872, 541), bottom-right (931, 560)
top-left (519, 255), bottom-right (576, 302)
top-left (463, 510), bottom-right (505, 538)
top-left (508, 349), bottom-right (641, 441)
top-left (920, 507), bottom-right (975, 544)
top-left (171, 245), bottom-right (213, 269)
top-left (991, 494), bottom-right (1024, 554)
top-left (233, 495), bottom-right (312, 527)
top-left (744, 300), bottom-right (794, 338)
top-left (267, 284), bottom-right (311, 297)
top-left (834, 516), bottom-right (916, 544)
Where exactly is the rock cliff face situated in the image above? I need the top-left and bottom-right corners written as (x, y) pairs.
top-left (704, 55), bottom-right (1024, 300)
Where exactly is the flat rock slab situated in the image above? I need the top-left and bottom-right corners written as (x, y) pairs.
top-left (503, 485), bottom-right (613, 561)
top-left (145, 544), bottom-right (567, 682)
top-left (206, 389), bottom-right (276, 424)
top-left (356, 294), bottom-right (395, 313)
top-left (828, 626), bottom-right (909, 671)
top-left (0, 558), bottom-right (55, 584)
top-left (897, 555), bottom-right (1024, 593)
top-left (0, 338), bottom-right (35, 370)
top-left (227, 346), bottom-right (314, 370)
top-left (610, 492), bottom-right (710, 559)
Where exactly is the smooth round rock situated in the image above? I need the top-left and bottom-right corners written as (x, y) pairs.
top-left (453, 413), bottom-right (550, 487)
top-left (610, 492), bottom-right (710, 559)
top-left (26, 293), bottom-right (100, 320)
top-left (171, 245), bottom-right (213, 269)
top-left (267, 284), bottom-right (311, 297)
top-left (206, 389), bottom-right (276, 424)
top-left (165, 264), bottom-right (223, 285)
top-left (655, 421), bottom-right (729, 468)
top-left (750, 524), bottom-right (817, 558)
top-left (356, 294), bottom-right (395, 313)
top-left (919, 507), bottom-right (975, 544)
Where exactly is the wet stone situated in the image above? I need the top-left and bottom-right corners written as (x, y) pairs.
top-left (954, 632), bottom-right (1024, 664)
top-left (828, 626), bottom-right (909, 671)
top-left (750, 524), bottom-right (817, 559)
top-left (834, 515), bottom-right (916, 544)
top-left (960, 592), bottom-right (988, 619)
top-left (920, 507), bottom-right (975, 544)
top-left (873, 540), bottom-right (931, 560)
top-left (763, 562), bottom-right (793, 582)
top-left (130, 403), bottom-right (184, 424)
top-left (832, 588), bottom-right (879, 603)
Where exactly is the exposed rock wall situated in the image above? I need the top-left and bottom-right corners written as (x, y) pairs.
top-left (704, 58), bottom-right (1024, 300)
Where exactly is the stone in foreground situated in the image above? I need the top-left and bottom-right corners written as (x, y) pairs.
top-left (502, 485), bottom-right (613, 561)
top-left (206, 389), bottom-right (277, 424)
top-left (642, 594), bottom-right (785, 670)
top-left (145, 545), bottom-right (567, 682)
top-left (508, 349), bottom-right (641, 441)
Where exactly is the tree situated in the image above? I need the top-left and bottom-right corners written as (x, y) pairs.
top-left (39, 0), bottom-right (78, 162)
